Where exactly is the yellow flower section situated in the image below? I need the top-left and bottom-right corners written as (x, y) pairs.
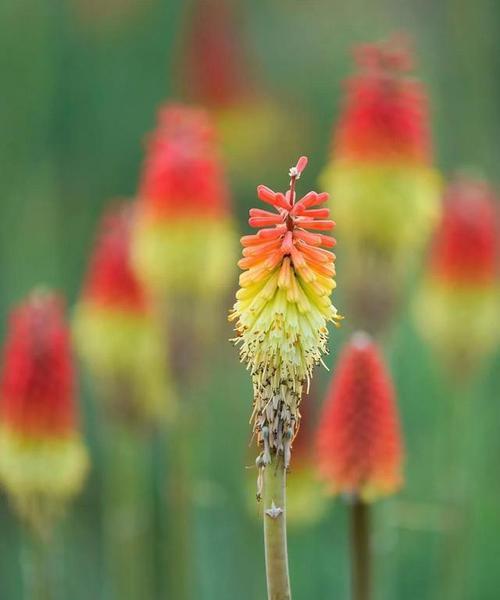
top-left (133, 215), bottom-right (237, 297)
top-left (233, 256), bottom-right (338, 391)
top-left (322, 161), bottom-right (441, 264)
top-left (414, 279), bottom-right (499, 372)
top-left (0, 426), bottom-right (89, 529)
top-left (231, 255), bottom-right (339, 465)
top-left (73, 304), bottom-right (175, 425)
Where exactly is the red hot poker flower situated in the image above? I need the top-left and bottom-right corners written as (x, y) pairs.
top-left (133, 103), bottom-right (237, 299)
top-left (334, 36), bottom-right (431, 165)
top-left (413, 175), bottom-right (498, 376)
top-left (316, 333), bottom-right (403, 501)
top-left (0, 290), bottom-right (89, 530)
top-left (137, 103), bottom-right (230, 220)
top-left (430, 176), bottom-right (498, 286)
top-left (82, 204), bottom-right (148, 313)
top-left (1, 291), bottom-right (78, 437)
top-left (231, 157), bottom-right (341, 469)
top-left (74, 204), bottom-right (174, 426)
top-left (182, 0), bottom-right (252, 108)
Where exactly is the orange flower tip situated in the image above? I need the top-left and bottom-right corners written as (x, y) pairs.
top-left (231, 158), bottom-right (341, 468)
top-left (257, 185), bottom-right (291, 210)
top-left (316, 332), bottom-right (403, 502)
top-left (290, 156), bottom-right (308, 179)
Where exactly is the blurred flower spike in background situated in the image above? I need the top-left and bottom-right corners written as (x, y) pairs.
top-left (74, 204), bottom-right (174, 428)
top-left (132, 102), bottom-right (236, 304)
top-left (230, 156), bottom-right (341, 470)
top-left (182, 0), bottom-right (252, 109)
top-left (179, 0), bottom-right (305, 181)
top-left (0, 291), bottom-right (89, 534)
top-left (414, 176), bottom-right (499, 377)
top-left (316, 332), bottom-right (403, 502)
top-left (322, 35), bottom-right (441, 332)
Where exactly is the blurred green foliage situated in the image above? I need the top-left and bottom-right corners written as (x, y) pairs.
top-left (0, 0), bottom-right (499, 598)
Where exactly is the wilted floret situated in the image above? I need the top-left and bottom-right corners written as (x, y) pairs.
top-left (230, 157), bottom-right (341, 469)
top-left (0, 291), bottom-right (89, 531)
top-left (316, 333), bottom-right (403, 502)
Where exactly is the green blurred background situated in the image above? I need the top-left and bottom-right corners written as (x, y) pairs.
top-left (0, 0), bottom-right (499, 598)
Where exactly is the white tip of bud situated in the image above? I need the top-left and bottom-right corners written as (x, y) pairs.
top-left (352, 331), bottom-right (372, 349)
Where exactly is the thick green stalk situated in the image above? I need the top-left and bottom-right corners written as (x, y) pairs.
top-left (262, 456), bottom-right (291, 600)
top-left (350, 499), bottom-right (372, 600)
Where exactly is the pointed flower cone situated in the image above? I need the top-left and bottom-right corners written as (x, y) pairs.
top-left (0, 290), bottom-right (89, 533)
top-left (74, 204), bottom-right (175, 427)
top-left (413, 176), bottom-right (499, 376)
top-left (132, 103), bottom-right (237, 302)
top-left (230, 156), bottom-right (341, 471)
top-left (316, 333), bottom-right (403, 502)
top-left (321, 37), bottom-right (441, 332)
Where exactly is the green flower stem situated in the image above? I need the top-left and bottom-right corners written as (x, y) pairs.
top-left (263, 455), bottom-right (292, 600)
top-left (164, 409), bottom-right (193, 600)
top-left (350, 499), bottom-right (372, 600)
top-left (102, 422), bottom-right (155, 600)
top-left (436, 382), bottom-right (474, 600)
top-left (21, 528), bottom-right (56, 600)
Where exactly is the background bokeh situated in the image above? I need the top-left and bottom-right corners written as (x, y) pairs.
top-left (0, 0), bottom-right (499, 598)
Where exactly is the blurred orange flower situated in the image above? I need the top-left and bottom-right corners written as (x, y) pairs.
top-left (316, 333), bottom-right (403, 502)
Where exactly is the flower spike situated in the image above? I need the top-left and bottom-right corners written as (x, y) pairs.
top-left (321, 35), bottom-right (441, 332)
top-left (132, 103), bottom-right (237, 300)
top-left (74, 204), bottom-right (175, 427)
top-left (413, 175), bottom-right (499, 375)
top-left (230, 158), bottom-right (341, 470)
top-left (0, 290), bottom-right (89, 532)
top-left (316, 333), bottom-right (404, 502)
